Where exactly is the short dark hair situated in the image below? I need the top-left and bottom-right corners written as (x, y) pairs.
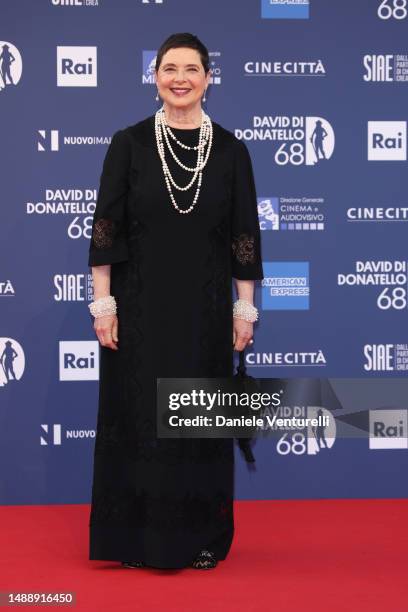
top-left (155, 33), bottom-right (210, 74)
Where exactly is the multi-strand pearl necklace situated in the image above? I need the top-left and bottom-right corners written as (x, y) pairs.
top-left (154, 106), bottom-right (213, 214)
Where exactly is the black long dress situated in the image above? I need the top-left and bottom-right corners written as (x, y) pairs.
top-left (87, 114), bottom-right (264, 569)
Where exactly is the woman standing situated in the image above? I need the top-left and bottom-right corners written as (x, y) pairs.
top-left (87, 33), bottom-right (263, 570)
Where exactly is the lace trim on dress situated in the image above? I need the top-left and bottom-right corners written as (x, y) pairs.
top-left (231, 233), bottom-right (255, 265)
top-left (91, 218), bottom-right (115, 249)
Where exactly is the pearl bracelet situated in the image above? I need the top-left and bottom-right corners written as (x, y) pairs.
top-left (233, 299), bottom-right (259, 323)
top-left (88, 295), bottom-right (117, 318)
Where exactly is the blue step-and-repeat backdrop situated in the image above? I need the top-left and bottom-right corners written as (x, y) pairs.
top-left (1, 0), bottom-right (408, 504)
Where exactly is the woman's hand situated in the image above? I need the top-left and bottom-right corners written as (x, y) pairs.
top-left (94, 314), bottom-right (119, 351)
top-left (233, 318), bottom-right (254, 351)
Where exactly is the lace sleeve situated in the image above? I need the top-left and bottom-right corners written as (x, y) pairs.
top-left (88, 129), bottom-right (131, 266)
top-left (230, 139), bottom-right (264, 280)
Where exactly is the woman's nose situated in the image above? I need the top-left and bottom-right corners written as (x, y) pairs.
top-left (174, 71), bottom-right (188, 81)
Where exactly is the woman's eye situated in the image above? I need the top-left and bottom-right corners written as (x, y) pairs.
top-left (163, 67), bottom-right (198, 73)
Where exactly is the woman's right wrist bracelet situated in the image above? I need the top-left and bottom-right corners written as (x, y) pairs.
top-left (88, 295), bottom-right (117, 318)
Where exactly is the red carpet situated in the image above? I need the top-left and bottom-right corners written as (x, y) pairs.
top-left (1, 499), bottom-right (407, 611)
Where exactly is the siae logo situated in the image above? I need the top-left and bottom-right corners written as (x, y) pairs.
top-left (368, 121), bottom-right (407, 161)
top-left (363, 343), bottom-right (408, 372)
top-left (363, 55), bottom-right (394, 82)
top-left (52, 0), bottom-right (84, 4)
top-left (57, 46), bottom-right (97, 87)
top-left (51, 0), bottom-right (99, 5)
top-left (364, 344), bottom-right (394, 371)
top-left (53, 273), bottom-right (93, 302)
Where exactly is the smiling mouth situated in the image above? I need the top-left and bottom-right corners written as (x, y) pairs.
top-left (170, 88), bottom-right (191, 95)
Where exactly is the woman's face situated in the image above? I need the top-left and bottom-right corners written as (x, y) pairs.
top-left (155, 47), bottom-right (210, 111)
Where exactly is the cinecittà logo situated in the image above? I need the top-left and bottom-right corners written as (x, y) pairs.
top-left (247, 350), bottom-right (326, 368)
top-left (0, 280), bottom-right (15, 297)
top-left (347, 205), bottom-right (408, 222)
top-left (245, 59), bottom-right (325, 77)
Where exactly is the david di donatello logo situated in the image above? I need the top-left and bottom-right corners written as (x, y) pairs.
top-left (261, 0), bottom-right (310, 19)
top-left (0, 42), bottom-right (22, 92)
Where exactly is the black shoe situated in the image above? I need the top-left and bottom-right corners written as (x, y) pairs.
top-left (191, 550), bottom-right (217, 569)
top-left (121, 560), bottom-right (145, 568)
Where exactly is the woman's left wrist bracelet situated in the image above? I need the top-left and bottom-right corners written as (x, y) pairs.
top-left (233, 299), bottom-right (259, 323)
top-left (88, 295), bottom-right (117, 318)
